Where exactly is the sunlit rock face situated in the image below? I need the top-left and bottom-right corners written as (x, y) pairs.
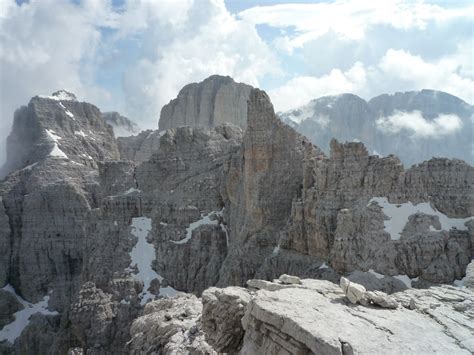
top-left (159, 75), bottom-right (253, 131)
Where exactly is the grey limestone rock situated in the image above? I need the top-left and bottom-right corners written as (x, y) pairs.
top-left (464, 260), bottom-right (474, 289)
top-left (278, 274), bottom-right (302, 285)
top-left (282, 137), bottom-right (473, 284)
top-left (159, 75), bottom-right (253, 131)
top-left (239, 279), bottom-right (473, 354)
top-left (128, 294), bottom-right (216, 354)
top-left (117, 129), bottom-right (164, 163)
top-left (0, 199), bottom-right (11, 286)
top-left (1, 90), bottom-right (119, 177)
top-left (201, 286), bottom-right (251, 353)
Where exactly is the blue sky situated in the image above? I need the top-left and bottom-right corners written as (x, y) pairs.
top-left (1, 0), bottom-right (473, 142)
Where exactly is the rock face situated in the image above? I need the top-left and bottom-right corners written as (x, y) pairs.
top-left (340, 277), bottom-right (398, 308)
top-left (116, 130), bottom-right (164, 163)
top-left (128, 294), bottom-right (215, 354)
top-left (1, 90), bottom-right (119, 177)
top-left (281, 138), bottom-right (473, 284)
top-left (217, 89), bottom-right (325, 286)
top-left (238, 278), bottom-right (474, 354)
top-left (280, 90), bottom-right (474, 166)
top-left (201, 286), bottom-right (251, 353)
top-left (0, 79), bottom-right (472, 354)
top-left (159, 75), bottom-right (253, 131)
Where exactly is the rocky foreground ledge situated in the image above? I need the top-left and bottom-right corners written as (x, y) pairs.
top-left (121, 275), bottom-right (474, 355)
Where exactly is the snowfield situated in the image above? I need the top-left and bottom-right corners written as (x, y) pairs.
top-left (369, 197), bottom-right (471, 240)
top-left (129, 217), bottom-right (178, 304)
top-left (0, 285), bottom-right (58, 344)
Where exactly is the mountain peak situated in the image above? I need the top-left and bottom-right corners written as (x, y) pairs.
top-left (38, 90), bottom-right (77, 101)
top-left (159, 75), bottom-right (253, 131)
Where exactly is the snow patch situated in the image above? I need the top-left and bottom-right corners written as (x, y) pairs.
top-left (124, 188), bottom-right (141, 195)
top-left (45, 129), bottom-right (61, 142)
top-left (454, 277), bottom-right (465, 288)
top-left (369, 197), bottom-right (472, 240)
top-left (171, 209), bottom-right (224, 245)
top-left (0, 284), bottom-right (58, 344)
top-left (319, 262), bottom-right (328, 269)
top-left (21, 162), bottom-right (38, 171)
top-left (64, 110), bottom-right (74, 118)
top-left (59, 102), bottom-right (75, 119)
top-left (129, 217), bottom-right (178, 304)
top-left (75, 130), bottom-right (87, 138)
top-left (393, 274), bottom-right (415, 288)
top-left (272, 244), bottom-right (280, 256)
top-left (45, 129), bottom-right (68, 159)
top-left (80, 153), bottom-right (93, 160)
top-left (368, 269), bottom-right (385, 279)
top-left (38, 90), bottom-right (77, 101)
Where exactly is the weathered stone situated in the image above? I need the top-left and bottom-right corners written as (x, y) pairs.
top-left (117, 129), bottom-right (163, 163)
top-left (463, 260), bottom-right (474, 289)
top-left (340, 277), bottom-right (367, 304)
top-left (201, 286), bottom-right (251, 353)
top-left (128, 294), bottom-right (215, 354)
top-left (159, 75), bottom-right (252, 131)
top-left (240, 279), bottom-right (473, 354)
top-left (1, 91), bottom-right (119, 176)
top-left (278, 274), bottom-right (302, 285)
top-left (363, 290), bottom-right (399, 309)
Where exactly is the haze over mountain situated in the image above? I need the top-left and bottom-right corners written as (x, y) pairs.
top-left (280, 89), bottom-right (473, 166)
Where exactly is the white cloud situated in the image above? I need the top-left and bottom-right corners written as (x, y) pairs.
top-left (0, 0), bottom-right (116, 163)
top-left (271, 46), bottom-right (474, 112)
top-left (376, 110), bottom-right (463, 138)
top-left (120, 0), bottom-right (278, 128)
top-left (269, 62), bottom-right (367, 111)
top-left (239, 0), bottom-right (474, 53)
top-left (0, 0), bottom-right (278, 163)
top-left (378, 48), bottom-right (474, 104)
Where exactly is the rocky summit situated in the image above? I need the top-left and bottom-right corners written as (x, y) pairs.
top-left (0, 76), bottom-right (473, 355)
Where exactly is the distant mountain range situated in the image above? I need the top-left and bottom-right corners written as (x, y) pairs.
top-left (278, 89), bottom-right (473, 166)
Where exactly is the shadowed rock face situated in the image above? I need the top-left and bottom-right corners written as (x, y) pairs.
top-left (159, 75), bottom-right (253, 131)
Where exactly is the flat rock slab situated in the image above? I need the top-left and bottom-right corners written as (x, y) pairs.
top-left (244, 280), bottom-right (472, 354)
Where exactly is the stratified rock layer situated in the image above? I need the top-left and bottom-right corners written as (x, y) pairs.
top-left (159, 75), bottom-right (252, 131)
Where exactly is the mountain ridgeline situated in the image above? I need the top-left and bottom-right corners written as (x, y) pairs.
top-left (279, 90), bottom-right (473, 166)
top-left (0, 77), bottom-right (472, 354)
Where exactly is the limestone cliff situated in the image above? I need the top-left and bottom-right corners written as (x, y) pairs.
top-left (159, 75), bottom-right (253, 131)
top-left (0, 81), bottom-right (472, 354)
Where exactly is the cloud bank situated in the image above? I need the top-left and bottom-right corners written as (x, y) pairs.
top-left (376, 111), bottom-right (463, 138)
top-left (0, 0), bottom-right (472, 163)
